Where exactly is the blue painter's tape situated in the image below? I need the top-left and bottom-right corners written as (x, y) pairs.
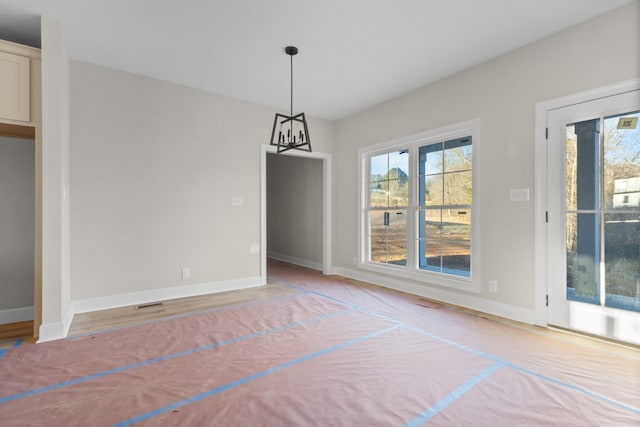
top-left (402, 323), bottom-right (501, 362)
top-left (0, 338), bottom-right (25, 361)
top-left (0, 337), bottom-right (24, 347)
top-left (112, 324), bottom-right (401, 427)
top-left (506, 364), bottom-right (640, 414)
top-left (0, 308), bottom-right (354, 404)
top-left (272, 276), bottom-right (640, 415)
top-left (271, 277), bottom-right (494, 358)
top-left (404, 362), bottom-right (505, 427)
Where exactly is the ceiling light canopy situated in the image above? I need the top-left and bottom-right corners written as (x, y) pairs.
top-left (270, 46), bottom-right (312, 153)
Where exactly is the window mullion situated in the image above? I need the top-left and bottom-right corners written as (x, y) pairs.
top-left (406, 145), bottom-right (417, 269)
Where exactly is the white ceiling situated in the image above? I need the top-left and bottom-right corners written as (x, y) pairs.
top-left (0, 0), bottom-right (635, 120)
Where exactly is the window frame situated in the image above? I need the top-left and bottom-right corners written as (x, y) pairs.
top-left (367, 150), bottom-right (410, 266)
top-left (358, 118), bottom-right (480, 292)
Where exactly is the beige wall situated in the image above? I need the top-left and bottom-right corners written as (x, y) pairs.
top-left (38, 2), bottom-right (639, 334)
top-left (70, 61), bottom-right (335, 300)
top-left (333, 3), bottom-right (640, 313)
top-left (0, 136), bottom-right (34, 311)
top-left (267, 153), bottom-right (323, 268)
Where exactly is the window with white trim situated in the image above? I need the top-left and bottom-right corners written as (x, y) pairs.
top-left (360, 119), bottom-right (479, 291)
top-left (418, 137), bottom-right (472, 276)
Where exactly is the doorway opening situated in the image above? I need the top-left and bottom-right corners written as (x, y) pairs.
top-left (0, 123), bottom-right (36, 339)
top-left (260, 145), bottom-right (332, 283)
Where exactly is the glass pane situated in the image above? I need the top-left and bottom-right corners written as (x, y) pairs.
top-left (565, 124), bottom-right (578, 212)
top-left (566, 212), bottom-right (600, 304)
top-left (370, 153), bottom-right (388, 183)
top-left (442, 209), bottom-right (470, 242)
top-left (442, 240), bottom-right (470, 276)
top-left (370, 150), bottom-right (409, 209)
top-left (423, 175), bottom-right (443, 206)
top-left (604, 212), bottom-right (640, 312)
top-left (387, 210), bottom-right (406, 232)
top-left (369, 182), bottom-right (388, 208)
top-left (603, 111), bottom-right (640, 210)
top-left (570, 119), bottom-right (600, 211)
top-left (368, 210), bottom-right (406, 265)
top-left (444, 137), bottom-right (472, 173)
top-left (386, 239), bottom-right (407, 266)
top-left (419, 240), bottom-right (441, 270)
top-left (419, 143), bottom-right (443, 175)
top-left (387, 210), bottom-right (407, 265)
top-left (369, 211), bottom-right (386, 263)
top-left (388, 150), bottom-right (409, 176)
top-left (422, 209), bottom-right (442, 239)
top-left (389, 178), bottom-right (408, 207)
top-left (444, 171), bottom-right (472, 205)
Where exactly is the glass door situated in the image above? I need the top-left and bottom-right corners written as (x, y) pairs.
top-left (547, 90), bottom-right (640, 345)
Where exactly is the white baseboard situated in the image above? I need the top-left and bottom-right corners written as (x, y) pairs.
top-left (38, 306), bottom-right (75, 343)
top-left (38, 322), bottom-right (64, 343)
top-left (268, 252), bottom-right (322, 271)
top-left (71, 276), bottom-right (264, 315)
top-left (0, 306), bottom-right (34, 324)
top-left (332, 266), bottom-right (536, 325)
top-left (36, 276), bottom-right (264, 343)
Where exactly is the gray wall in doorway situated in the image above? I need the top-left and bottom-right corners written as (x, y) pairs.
top-left (267, 153), bottom-right (323, 269)
top-left (0, 135), bottom-right (35, 313)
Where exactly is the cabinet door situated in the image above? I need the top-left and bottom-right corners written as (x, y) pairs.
top-left (0, 50), bottom-right (30, 122)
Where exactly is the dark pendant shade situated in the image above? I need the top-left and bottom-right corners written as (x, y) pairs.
top-left (270, 112), bottom-right (311, 153)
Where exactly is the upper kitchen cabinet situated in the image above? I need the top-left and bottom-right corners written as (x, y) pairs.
top-left (0, 40), bottom-right (40, 125)
top-left (0, 50), bottom-right (30, 121)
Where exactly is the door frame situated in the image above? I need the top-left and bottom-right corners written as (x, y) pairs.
top-left (534, 78), bottom-right (640, 327)
top-left (0, 126), bottom-right (37, 330)
top-left (260, 144), bottom-right (333, 283)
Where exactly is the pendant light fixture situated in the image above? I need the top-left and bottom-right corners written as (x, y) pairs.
top-left (270, 46), bottom-right (312, 153)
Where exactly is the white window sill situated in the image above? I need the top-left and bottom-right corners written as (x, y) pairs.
top-left (358, 261), bottom-right (480, 293)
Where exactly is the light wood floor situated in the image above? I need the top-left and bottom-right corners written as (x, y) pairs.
top-left (1, 282), bottom-right (294, 344)
top-left (0, 321), bottom-right (36, 346)
top-left (68, 282), bottom-right (296, 336)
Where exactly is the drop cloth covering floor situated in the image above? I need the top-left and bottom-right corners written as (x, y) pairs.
top-left (0, 261), bottom-right (638, 426)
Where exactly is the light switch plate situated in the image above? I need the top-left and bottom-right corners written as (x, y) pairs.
top-left (231, 196), bottom-right (243, 207)
top-left (510, 188), bottom-right (529, 202)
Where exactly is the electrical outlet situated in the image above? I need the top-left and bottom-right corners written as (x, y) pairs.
top-left (181, 268), bottom-right (190, 279)
top-left (488, 280), bottom-right (498, 293)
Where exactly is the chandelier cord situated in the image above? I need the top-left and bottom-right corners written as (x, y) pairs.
top-left (290, 52), bottom-right (294, 117)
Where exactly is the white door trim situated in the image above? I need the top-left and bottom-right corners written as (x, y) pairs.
top-left (260, 144), bottom-right (333, 283)
top-left (534, 78), bottom-right (640, 327)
